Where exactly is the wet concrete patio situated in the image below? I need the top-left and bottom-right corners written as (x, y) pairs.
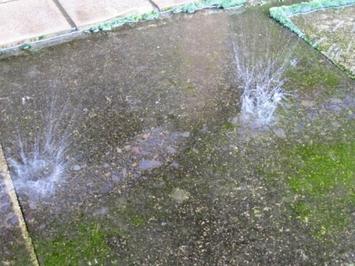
top-left (0, 5), bottom-right (354, 265)
top-left (292, 5), bottom-right (355, 76)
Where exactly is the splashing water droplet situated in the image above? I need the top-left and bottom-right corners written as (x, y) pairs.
top-left (9, 96), bottom-right (78, 199)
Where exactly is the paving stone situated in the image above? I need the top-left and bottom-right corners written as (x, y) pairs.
top-left (152, 0), bottom-right (196, 10)
top-left (292, 6), bottom-right (355, 76)
top-left (57, 0), bottom-right (154, 28)
top-left (0, 0), bottom-right (72, 48)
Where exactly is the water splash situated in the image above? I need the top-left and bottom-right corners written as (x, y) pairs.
top-left (9, 97), bottom-right (76, 198)
top-left (234, 49), bottom-right (289, 126)
top-left (231, 14), bottom-right (298, 127)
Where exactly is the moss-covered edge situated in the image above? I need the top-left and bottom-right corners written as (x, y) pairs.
top-left (87, 0), bottom-right (246, 33)
top-left (269, 0), bottom-right (355, 79)
top-left (0, 0), bottom-right (245, 56)
top-left (163, 0), bottom-right (246, 13)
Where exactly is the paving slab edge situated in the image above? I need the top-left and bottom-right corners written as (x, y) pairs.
top-left (87, 0), bottom-right (246, 32)
top-left (160, 0), bottom-right (246, 13)
top-left (0, 0), bottom-right (245, 59)
top-left (0, 145), bottom-right (39, 266)
top-left (269, 0), bottom-right (355, 79)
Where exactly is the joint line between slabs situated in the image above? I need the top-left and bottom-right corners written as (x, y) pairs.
top-left (52, 0), bottom-right (78, 30)
top-left (0, 145), bottom-right (40, 266)
top-left (148, 0), bottom-right (161, 11)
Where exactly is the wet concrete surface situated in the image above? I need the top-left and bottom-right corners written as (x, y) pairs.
top-left (0, 150), bottom-right (35, 265)
top-left (0, 175), bottom-right (32, 265)
top-left (0, 6), bottom-right (354, 265)
top-left (292, 5), bottom-right (355, 76)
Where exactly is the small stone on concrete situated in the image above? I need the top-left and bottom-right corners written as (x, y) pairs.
top-left (301, 100), bottom-right (315, 107)
top-left (72, 165), bottom-right (81, 171)
top-left (170, 188), bottom-right (190, 203)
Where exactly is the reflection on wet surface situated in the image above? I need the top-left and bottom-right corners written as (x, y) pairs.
top-left (0, 7), bottom-right (354, 265)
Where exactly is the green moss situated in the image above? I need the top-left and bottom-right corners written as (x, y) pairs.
top-left (222, 121), bottom-right (235, 131)
top-left (261, 117), bottom-right (354, 240)
top-left (290, 143), bottom-right (354, 194)
top-left (130, 215), bottom-right (146, 227)
top-left (87, 10), bottom-right (161, 33)
top-left (19, 44), bottom-right (32, 50)
top-left (36, 223), bottom-right (113, 265)
top-left (288, 141), bottom-right (355, 237)
top-left (286, 64), bottom-right (340, 90)
top-left (169, 0), bottom-right (246, 13)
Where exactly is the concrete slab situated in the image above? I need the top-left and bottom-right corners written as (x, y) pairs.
top-left (57, 0), bottom-right (154, 28)
top-left (152, 0), bottom-right (196, 10)
top-left (292, 6), bottom-right (355, 76)
top-left (0, 0), bottom-right (72, 48)
top-left (0, 147), bottom-right (38, 265)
